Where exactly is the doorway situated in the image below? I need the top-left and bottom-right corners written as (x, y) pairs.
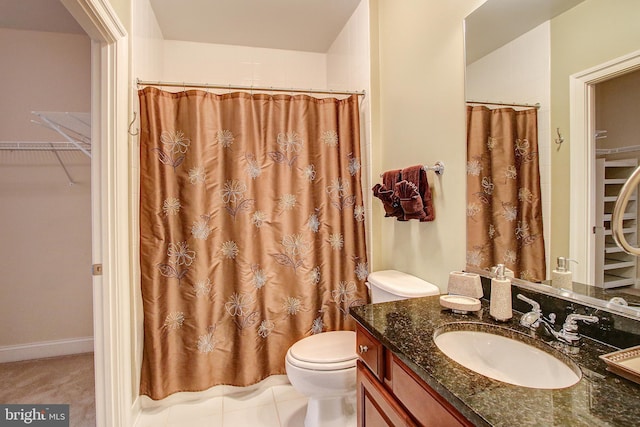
top-left (570, 49), bottom-right (640, 286)
top-left (0, 10), bottom-right (95, 426)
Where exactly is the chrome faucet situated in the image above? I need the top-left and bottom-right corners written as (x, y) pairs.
top-left (516, 294), bottom-right (598, 346)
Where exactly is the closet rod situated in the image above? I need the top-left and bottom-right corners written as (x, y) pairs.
top-left (0, 142), bottom-right (89, 152)
top-left (467, 100), bottom-right (540, 109)
top-left (0, 147), bottom-right (84, 152)
top-left (136, 78), bottom-right (366, 97)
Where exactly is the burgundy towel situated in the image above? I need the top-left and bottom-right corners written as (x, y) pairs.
top-left (399, 165), bottom-right (435, 221)
top-left (372, 169), bottom-right (403, 218)
top-left (394, 180), bottom-right (423, 221)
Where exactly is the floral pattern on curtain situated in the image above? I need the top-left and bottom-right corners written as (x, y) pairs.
top-left (138, 87), bottom-right (368, 400)
top-left (466, 106), bottom-right (546, 282)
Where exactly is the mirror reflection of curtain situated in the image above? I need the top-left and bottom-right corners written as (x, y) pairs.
top-left (138, 87), bottom-right (368, 400)
top-left (466, 106), bottom-right (545, 282)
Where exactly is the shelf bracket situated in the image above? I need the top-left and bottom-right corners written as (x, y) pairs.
top-left (50, 143), bottom-right (75, 186)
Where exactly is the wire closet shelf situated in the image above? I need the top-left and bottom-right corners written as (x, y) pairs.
top-left (0, 111), bottom-right (91, 185)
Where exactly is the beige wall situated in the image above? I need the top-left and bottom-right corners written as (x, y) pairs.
top-left (0, 29), bottom-right (91, 141)
top-left (162, 41), bottom-right (327, 88)
top-left (0, 29), bottom-right (92, 348)
top-left (550, 0), bottom-right (640, 267)
top-left (370, 0), bottom-right (484, 291)
top-left (132, 0), bottom-right (163, 82)
top-left (595, 69), bottom-right (640, 151)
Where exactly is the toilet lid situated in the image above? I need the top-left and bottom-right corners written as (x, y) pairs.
top-left (367, 270), bottom-right (440, 298)
top-left (289, 331), bottom-right (357, 364)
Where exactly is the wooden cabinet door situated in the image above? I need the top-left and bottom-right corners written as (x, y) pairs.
top-left (357, 360), bottom-right (416, 427)
top-left (355, 324), bottom-right (472, 427)
top-left (391, 356), bottom-right (473, 427)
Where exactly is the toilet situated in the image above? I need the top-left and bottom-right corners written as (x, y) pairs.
top-left (285, 270), bottom-right (440, 427)
top-left (366, 269), bottom-right (441, 303)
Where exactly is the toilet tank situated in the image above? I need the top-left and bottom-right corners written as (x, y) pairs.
top-left (367, 270), bottom-right (440, 303)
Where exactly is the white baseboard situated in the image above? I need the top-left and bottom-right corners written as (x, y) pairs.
top-left (0, 337), bottom-right (94, 363)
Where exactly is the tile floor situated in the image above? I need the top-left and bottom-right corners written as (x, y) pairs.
top-left (135, 375), bottom-right (357, 427)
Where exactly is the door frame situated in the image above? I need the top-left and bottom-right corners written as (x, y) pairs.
top-left (570, 49), bottom-right (640, 284)
top-left (60, 1), bottom-right (132, 426)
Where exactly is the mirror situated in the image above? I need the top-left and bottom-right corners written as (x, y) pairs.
top-left (465, 0), bottom-right (640, 315)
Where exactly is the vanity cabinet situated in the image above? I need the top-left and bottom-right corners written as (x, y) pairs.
top-left (356, 325), bottom-right (473, 427)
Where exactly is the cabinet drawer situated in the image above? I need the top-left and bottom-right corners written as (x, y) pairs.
top-left (356, 325), bottom-right (383, 379)
top-left (391, 356), bottom-right (472, 427)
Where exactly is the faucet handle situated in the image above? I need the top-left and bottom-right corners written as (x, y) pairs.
top-left (563, 314), bottom-right (599, 332)
top-left (516, 294), bottom-right (541, 313)
top-left (517, 294), bottom-right (543, 328)
top-left (557, 313), bottom-right (599, 345)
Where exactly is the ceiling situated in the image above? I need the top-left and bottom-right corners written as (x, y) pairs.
top-left (465, 0), bottom-right (586, 64)
top-left (1, 0), bottom-right (587, 57)
top-left (148, 0), bottom-right (361, 53)
top-left (0, 0), bottom-right (360, 53)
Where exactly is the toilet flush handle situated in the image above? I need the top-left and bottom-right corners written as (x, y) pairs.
top-left (359, 345), bottom-right (368, 354)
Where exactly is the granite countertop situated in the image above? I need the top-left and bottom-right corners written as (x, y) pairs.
top-left (350, 295), bottom-right (640, 427)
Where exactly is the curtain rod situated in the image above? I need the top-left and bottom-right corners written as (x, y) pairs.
top-left (136, 78), bottom-right (365, 97)
top-left (466, 100), bottom-right (540, 109)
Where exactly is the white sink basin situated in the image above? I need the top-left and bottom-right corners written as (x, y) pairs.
top-left (434, 324), bottom-right (581, 389)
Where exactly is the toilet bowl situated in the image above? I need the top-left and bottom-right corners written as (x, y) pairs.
top-left (285, 270), bottom-right (440, 426)
top-left (285, 331), bottom-right (357, 427)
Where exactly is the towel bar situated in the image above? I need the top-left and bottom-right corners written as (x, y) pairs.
top-left (379, 161), bottom-right (444, 177)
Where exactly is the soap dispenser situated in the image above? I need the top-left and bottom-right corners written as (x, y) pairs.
top-left (490, 264), bottom-right (512, 321)
top-left (551, 257), bottom-right (576, 290)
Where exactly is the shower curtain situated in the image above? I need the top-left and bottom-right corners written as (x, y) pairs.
top-left (466, 106), bottom-right (545, 282)
top-left (138, 87), bottom-right (368, 400)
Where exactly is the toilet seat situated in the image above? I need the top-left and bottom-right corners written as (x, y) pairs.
top-left (287, 331), bottom-right (357, 371)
